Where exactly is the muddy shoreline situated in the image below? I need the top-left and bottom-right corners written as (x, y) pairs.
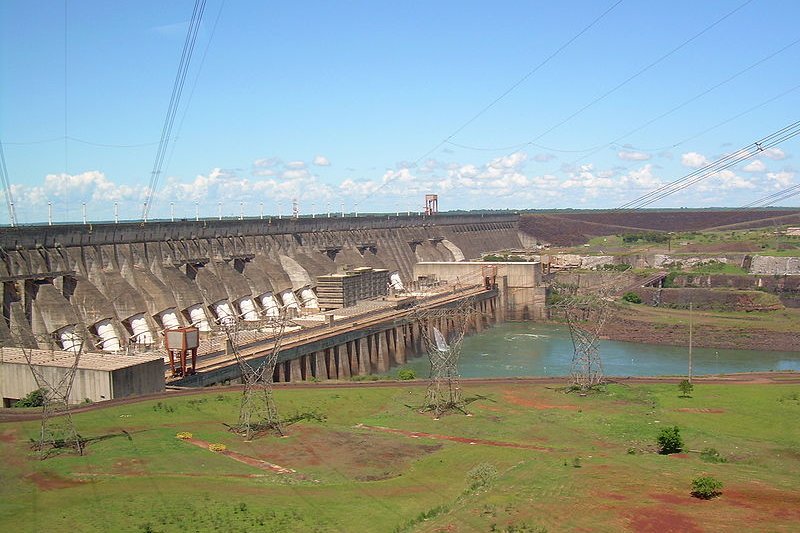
top-left (587, 315), bottom-right (800, 352)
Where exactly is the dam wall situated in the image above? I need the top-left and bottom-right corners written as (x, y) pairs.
top-left (0, 214), bottom-right (521, 352)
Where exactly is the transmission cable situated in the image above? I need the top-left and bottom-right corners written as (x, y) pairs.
top-left (444, 0), bottom-right (755, 153)
top-left (142, 0), bottom-right (206, 221)
top-left (363, 0), bottom-right (623, 201)
top-left (0, 140), bottom-right (18, 226)
top-left (742, 182), bottom-right (800, 208)
top-left (616, 120), bottom-right (800, 210)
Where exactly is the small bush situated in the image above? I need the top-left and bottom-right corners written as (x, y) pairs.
top-left (14, 388), bottom-right (47, 408)
top-left (622, 292), bottom-right (642, 304)
top-left (678, 379), bottom-right (694, 397)
top-left (466, 463), bottom-right (498, 491)
top-left (572, 457), bottom-right (581, 468)
top-left (175, 432), bottom-right (193, 440)
top-left (691, 475), bottom-right (723, 499)
top-left (700, 448), bottom-right (726, 463)
top-left (657, 426), bottom-right (683, 455)
top-left (397, 368), bottom-right (416, 381)
top-left (208, 443), bottom-right (227, 452)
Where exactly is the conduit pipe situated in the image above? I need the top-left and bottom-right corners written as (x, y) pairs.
top-left (94, 319), bottom-right (120, 351)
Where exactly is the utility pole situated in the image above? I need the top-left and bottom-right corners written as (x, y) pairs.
top-left (688, 302), bottom-right (693, 383)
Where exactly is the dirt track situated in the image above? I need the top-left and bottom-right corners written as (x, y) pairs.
top-left (2, 372), bottom-right (797, 423)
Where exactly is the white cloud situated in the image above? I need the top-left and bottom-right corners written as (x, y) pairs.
top-left (617, 150), bottom-right (651, 161)
top-left (742, 160), bottom-right (766, 173)
top-left (313, 155), bottom-right (331, 166)
top-left (254, 157), bottom-right (281, 168)
top-left (761, 147), bottom-right (786, 160)
top-left (766, 171), bottom-right (794, 188)
top-left (620, 164), bottom-right (661, 188)
top-left (714, 170), bottom-right (754, 190)
top-left (681, 152), bottom-right (709, 168)
top-left (286, 160), bottom-right (306, 169)
top-left (534, 153), bottom-right (555, 162)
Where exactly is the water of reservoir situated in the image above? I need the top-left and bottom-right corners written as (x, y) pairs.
top-left (399, 322), bottom-right (800, 378)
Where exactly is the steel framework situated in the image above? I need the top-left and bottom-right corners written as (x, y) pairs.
top-left (551, 285), bottom-right (611, 392)
top-left (221, 312), bottom-right (290, 439)
top-left (15, 331), bottom-right (86, 458)
top-left (411, 298), bottom-right (477, 418)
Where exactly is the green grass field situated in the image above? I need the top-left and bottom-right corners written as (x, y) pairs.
top-left (1, 382), bottom-right (799, 532)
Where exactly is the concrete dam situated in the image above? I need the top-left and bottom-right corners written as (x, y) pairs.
top-left (0, 213), bottom-right (525, 400)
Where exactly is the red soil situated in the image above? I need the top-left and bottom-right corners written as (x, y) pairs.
top-left (626, 506), bottom-right (703, 533)
top-left (502, 391), bottom-right (578, 410)
top-left (183, 437), bottom-right (302, 477)
top-left (25, 471), bottom-right (85, 490)
top-left (355, 423), bottom-right (550, 451)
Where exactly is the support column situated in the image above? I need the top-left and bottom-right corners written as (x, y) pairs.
top-left (394, 326), bottom-right (407, 365)
top-left (289, 358), bottom-right (303, 382)
top-left (358, 336), bottom-right (371, 375)
top-left (385, 329), bottom-right (396, 365)
top-left (302, 354), bottom-right (313, 381)
top-left (348, 341), bottom-right (360, 376)
top-left (326, 347), bottom-right (337, 379)
top-left (475, 303), bottom-right (484, 332)
top-left (314, 350), bottom-right (328, 380)
top-left (376, 332), bottom-right (390, 373)
top-left (336, 344), bottom-right (351, 378)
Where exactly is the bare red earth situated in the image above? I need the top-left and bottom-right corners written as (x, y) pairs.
top-left (355, 423), bottom-right (550, 451)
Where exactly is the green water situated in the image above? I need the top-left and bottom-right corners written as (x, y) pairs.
top-left (400, 322), bottom-right (800, 378)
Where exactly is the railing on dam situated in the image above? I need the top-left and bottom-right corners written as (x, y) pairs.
top-left (0, 212), bottom-right (520, 249)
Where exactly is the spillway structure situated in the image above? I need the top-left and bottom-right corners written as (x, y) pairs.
top-left (0, 213), bottom-right (525, 401)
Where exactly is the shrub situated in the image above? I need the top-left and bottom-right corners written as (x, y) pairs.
top-left (691, 475), bottom-right (723, 499)
top-left (622, 292), bottom-right (642, 304)
top-left (657, 426), bottom-right (683, 454)
top-left (466, 463), bottom-right (498, 491)
top-left (176, 432), bottom-right (193, 440)
top-left (700, 448), bottom-right (726, 463)
top-left (397, 368), bottom-right (416, 381)
top-left (14, 388), bottom-right (46, 408)
top-left (678, 379), bottom-right (694, 397)
top-left (208, 443), bottom-right (227, 452)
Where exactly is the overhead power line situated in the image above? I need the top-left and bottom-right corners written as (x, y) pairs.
top-left (616, 120), bottom-right (800, 210)
top-left (142, 0), bottom-right (207, 221)
top-left (0, 140), bottom-right (18, 226)
top-left (446, 0), bottom-right (756, 154)
top-left (743, 182), bottom-right (800, 208)
top-left (364, 0), bottom-right (623, 201)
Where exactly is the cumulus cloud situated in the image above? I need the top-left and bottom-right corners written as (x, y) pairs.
top-left (313, 155), bottom-right (331, 166)
top-left (742, 160), bottom-right (766, 173)
top-left (761, 147), bottom-right (786, 160)
top-left (681, 152), bottom-right (709, 168)
top-left (617, 150), bottom-right (651, 161)
top-left (766, 171), bottom-right (794, 188)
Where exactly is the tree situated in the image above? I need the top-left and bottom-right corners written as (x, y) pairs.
top-left (13, 388), bottom-right (46, 408)
top-left (397, 368), bottom-right (416, 381)
top-left (657, 426), bottom-right (683, 454)
top-left (678, 379), bottom-right (694, 397)
top-left (691, 475), bottom-right (723, 499)
top-left (622, 292), bottom-right (642, 304)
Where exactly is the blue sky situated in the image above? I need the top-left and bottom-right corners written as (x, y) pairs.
top-left (1, 0), bottom-right (799, 224)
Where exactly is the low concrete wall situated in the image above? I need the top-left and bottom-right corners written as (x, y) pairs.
top-left (413, 262), bottom-right (546, 320)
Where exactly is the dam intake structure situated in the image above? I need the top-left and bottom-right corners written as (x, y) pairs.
top-left (0, 213), bottom-right (523, 398)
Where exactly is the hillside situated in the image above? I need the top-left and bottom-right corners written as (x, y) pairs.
top-left (520, 209), bottom-right (800, 246)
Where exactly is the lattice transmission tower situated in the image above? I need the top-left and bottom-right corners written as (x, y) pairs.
top-left (221, 312), bottom-right (291, 439)
top-left (550, 284), bottom-right (612, 392)
top-left (411, 298), bottom-right (477, 418)
top-left (9, 330), bottom-right (87, 458)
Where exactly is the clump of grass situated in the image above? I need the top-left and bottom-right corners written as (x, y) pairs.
top-left (700, 448), bottom-right (726, 463)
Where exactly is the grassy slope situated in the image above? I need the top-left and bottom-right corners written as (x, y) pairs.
top-left (0, 383), bottom-right (798, 532)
